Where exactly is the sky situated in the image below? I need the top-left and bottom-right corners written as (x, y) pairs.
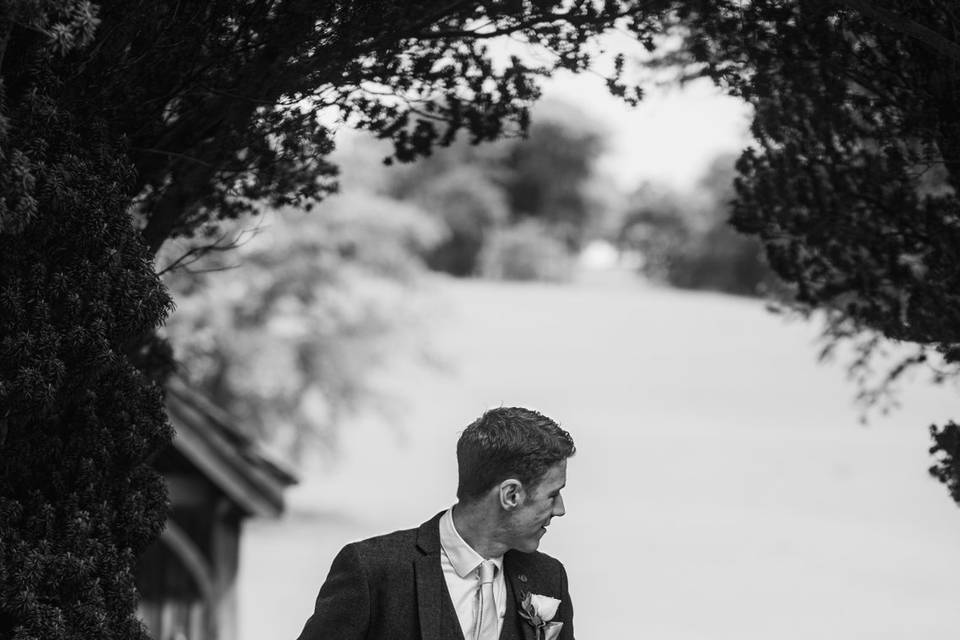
top-left (486, 28), bottom-right (755, 193)
top-left (325, 32), bottom-right (755, 196)
top-left (537, 69), bottom-right (753, 192)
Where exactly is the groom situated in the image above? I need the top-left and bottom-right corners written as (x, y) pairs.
top-left (295, 407), bottom-right (575, 640)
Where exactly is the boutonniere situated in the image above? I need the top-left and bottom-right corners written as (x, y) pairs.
top-left (519, 592), bottom-right (563, 640)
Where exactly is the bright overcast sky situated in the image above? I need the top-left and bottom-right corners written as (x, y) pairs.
top-left (538, 70), bottom-right (753, 193)
top-left (323, 33), bottom-right (754, 196)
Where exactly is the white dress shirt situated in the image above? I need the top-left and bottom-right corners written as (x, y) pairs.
top-left (439, 508), bottom-right (506, 639)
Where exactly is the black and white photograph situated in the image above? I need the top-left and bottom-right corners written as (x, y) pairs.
top-left (2, 3), bottom-right (960, 640)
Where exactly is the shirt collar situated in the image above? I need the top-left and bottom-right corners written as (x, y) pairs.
top-left (439, 507), bottom-right (504, 579)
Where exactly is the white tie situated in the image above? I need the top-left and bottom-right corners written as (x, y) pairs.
top-left (475, 560), bottom-right (498, 640)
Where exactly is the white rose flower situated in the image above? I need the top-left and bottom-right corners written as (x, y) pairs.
top-left (528, 593), bottom-right (561, 622)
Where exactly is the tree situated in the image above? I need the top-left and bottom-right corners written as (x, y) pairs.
top-left (412, 167), bottom-right (509, 276)
top-left (664, 0), bottom-right (960, 503)
top-left (161, 194), bottom-right (441, 462)
top-left (0, 5), bottom-right (172, 639)
top-left (619, 154), bottom-right (774, 296)
top-left (497, 107), bottom-right (607, 249)
top-left (379, 101), bottom-right (607, 276)
top-left (50, 0), bottom-right (660, 255)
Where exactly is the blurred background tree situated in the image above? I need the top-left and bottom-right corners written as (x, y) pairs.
top-left (159, 193), bottom-right (442, 464)
top-left (479, 220), bottom-right (575, 282)
top-left (384, 101), bottom-right (608, 281)
top-left (618, 153), bottom-right (774, 297)
top-left (497, 111), bottom-right (607, 251)
top-left (410, 167), bottom-right (509, 277)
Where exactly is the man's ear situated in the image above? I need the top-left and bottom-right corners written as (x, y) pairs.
top-left (499, 479), bottom-right (525, 510)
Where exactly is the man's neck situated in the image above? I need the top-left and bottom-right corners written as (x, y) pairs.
top-left (451, 502), bottom-right (509, 559)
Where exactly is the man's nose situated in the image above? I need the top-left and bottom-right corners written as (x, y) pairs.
top-left (553, 494), bottom-right (566, 517)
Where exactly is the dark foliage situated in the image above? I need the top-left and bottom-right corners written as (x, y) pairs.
top-left (930, 422), bottom-right (960, 505)
top-left (0, 5), bottom-right (173, 639)
top-left (52, 0), bottom-right (664, 256)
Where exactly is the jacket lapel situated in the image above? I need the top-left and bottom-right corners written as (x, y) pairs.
top-left (503, 553), bottom-right (536, 640)
top-left (415, 554), bottom-right (445, 640)
top-left (416, 512), bottom-right (462, 640)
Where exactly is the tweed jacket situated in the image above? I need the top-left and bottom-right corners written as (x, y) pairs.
top-left (296, 511), bottom-right (574, 640)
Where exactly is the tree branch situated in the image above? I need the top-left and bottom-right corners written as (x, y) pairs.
top-left (838, 0), bottom-right (960, 64)
top-left (129, 147), bottom-right (216, 168)
top-left (156, 224), bottom-right (261, 277)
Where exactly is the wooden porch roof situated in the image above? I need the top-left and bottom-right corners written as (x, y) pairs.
top-left (165, 376), bottom-right (298, 518)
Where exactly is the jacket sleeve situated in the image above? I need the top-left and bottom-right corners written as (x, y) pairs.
top-left (558, 562), bottom-right (574, 640)
top-left (296, 544), bottom-right (370, 640)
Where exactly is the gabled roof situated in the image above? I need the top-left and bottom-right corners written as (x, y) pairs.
top-left (165, 376), bottom-right (298, 518)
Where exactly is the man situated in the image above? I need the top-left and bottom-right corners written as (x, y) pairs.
top-left (296, 407), bottom-right (575, 640)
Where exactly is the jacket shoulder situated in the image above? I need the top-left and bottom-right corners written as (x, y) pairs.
top-left (510, 548), bottom-right (566, 573)
top-left (347, 524), bottom-right (420, 560)
top-left (506, 548), bottom-right (569, 593)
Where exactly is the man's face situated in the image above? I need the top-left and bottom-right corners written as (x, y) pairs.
top-left (505, 459), bottom-right (567, 553)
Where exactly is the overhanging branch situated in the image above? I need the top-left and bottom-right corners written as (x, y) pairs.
top-left (839, 0), bottom-right (960, 64)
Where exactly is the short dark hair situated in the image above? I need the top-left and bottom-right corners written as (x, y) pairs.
top-left (456, 407), bottom-right (575, 503)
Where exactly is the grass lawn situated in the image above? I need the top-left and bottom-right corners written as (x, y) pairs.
top-left (240, 274), bottom-right (960, 640)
